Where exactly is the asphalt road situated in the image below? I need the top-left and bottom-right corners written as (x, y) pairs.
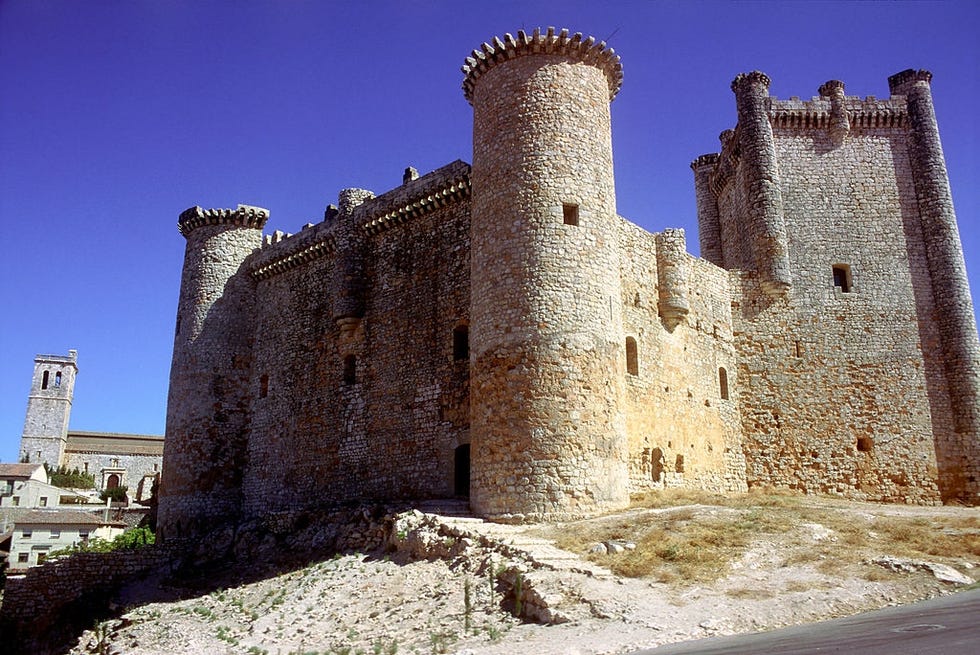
top-left (634, 587), bottom-right (980, 654)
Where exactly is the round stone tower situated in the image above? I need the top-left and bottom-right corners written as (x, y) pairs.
top-left (463, 28), bottom-right (629, 521)
top-left (731, 71), bottom-right (792, 298)
top-left (158, 204), bottom-right (267, 540)
top-left (889, 69), bottom-right (980, 502)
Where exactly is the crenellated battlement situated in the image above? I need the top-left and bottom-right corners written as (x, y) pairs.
top-left (888, 68), bottom-right (932, 94)
top-left (690, 153), bottom-right (720, 171)
top-left (362, 161), bottom-right (470, 235)
top-left (177, 204), bottom-right (269, 237)
top-left (250, 230), bottom-right (338, 281)
top-left (246, 161), bottom-right (471, 282)
top-left (462, 27), bottom-right (623, 104)
top-left (768, 94), bottom-right (906, 130)
top-left (702, 77), bottom-right (912, 197)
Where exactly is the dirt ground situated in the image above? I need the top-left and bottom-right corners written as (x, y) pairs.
top-left (67, 497), bottom-right (978, 655)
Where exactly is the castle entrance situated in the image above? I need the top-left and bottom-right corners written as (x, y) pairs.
top-left (454, 444), bottom-right (470, 497)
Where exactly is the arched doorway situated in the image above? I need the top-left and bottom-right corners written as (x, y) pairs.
top-left (454, 444), bottom-right (470, 497)
top-left (106, 473), bottom-right (120, 489)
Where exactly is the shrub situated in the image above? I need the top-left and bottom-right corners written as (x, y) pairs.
top-left (99, 485), bottom-right (129, 503)
top-left (48, 526), bottom-right (155, 559)
top-left (45, 463), bottom-right (95, 489)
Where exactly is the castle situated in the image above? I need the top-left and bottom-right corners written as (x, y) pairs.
top-left (157, 28), bottom-right (980, 539)
top-left (17, 350), bottom-right (163, 503)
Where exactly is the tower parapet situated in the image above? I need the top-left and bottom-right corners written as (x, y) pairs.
top-left (158, 204), bottom-right (267, 541)
top-left (466, 27), bottom-right (629, 521)
top-left (731, 71), bottom-right (792, 298)
top-left (177, 204), bottom-right (268, 236)
top-left (462, 27), bottom-right (623, 105)
top-left (889, 69), bottom-right (980, 501)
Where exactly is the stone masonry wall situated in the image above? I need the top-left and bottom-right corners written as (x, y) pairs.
top-left (160, 38), bottom-right (978, 530)
top-left (241, 177), bottom-right (471, 515)
top-left (158, 207), bottom-right (267, 539)
top-left (620, 222), bottom-right (747, 494)
top-left (719, 90), bottom-right (949, 503)
top-left (62, 451), bottom-right (160, 500)
top-left (890, 71), bottom-right (980, 502)
top-left (0, 546), bottom-right (174, 653)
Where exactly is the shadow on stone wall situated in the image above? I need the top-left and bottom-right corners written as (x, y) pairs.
top-left (893, 139), bottom-right (966, 503)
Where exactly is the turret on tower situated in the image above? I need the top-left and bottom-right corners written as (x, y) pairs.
top-left (464, 27), bottom-right (629, 521)
top-left (889, 69), bottom-right (980, 500)
top-left (730, 71), bottom-right (792, 298)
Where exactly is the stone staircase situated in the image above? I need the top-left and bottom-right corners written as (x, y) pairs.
top-left (420, 508), bottom-right (614, 579)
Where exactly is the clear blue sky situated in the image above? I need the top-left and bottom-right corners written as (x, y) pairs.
top-left (1, 1), bottom-right (977, 462)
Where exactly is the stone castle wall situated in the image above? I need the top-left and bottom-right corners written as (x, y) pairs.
top-left (158, 31), bottom-right (979, 539)
top-left (158, 207), bottom-right (267, 538)
top-left (697, 77), bottom-right (978, 503)
top-left (619, 222), bottom-right (746, 494)
top-left (241, 166), bottom-right (472, 514)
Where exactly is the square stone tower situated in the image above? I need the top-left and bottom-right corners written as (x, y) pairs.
top-left (19, 350), bottom-right (78, 467)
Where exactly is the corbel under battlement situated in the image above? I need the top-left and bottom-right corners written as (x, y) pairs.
top-left (462, 27), bottom-right (623, 104)
top-left (247, 160), bottom-right (472, 281)
top-left (768, 95), bottom-right (907, 130)
top-left (361, 161), bottom-right (471, 236)
top-left (249, 229), bottom-right (338, 281)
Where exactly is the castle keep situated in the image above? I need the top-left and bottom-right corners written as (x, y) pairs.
top-left (158, 28), bottom-right (980, 538)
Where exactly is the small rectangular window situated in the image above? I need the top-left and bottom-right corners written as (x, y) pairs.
top-left (22, 529), bottom-right (32, 538)
top-left (12, 496), bottom-right (20, 506)
top-left (39, 497), bottom-right (48, 507)
top-left (453, 325), bottom-right (469, 361)
top-left (832, 264), bottom-right (852, 293)
top-left (343, 355), bottom-right (357, 385)
top-left (562, 203), bottom-right (579, 226)
top-left (51, 529), bottom-right (60, 538)
top-left (17, 553), bottom-right (28, 563)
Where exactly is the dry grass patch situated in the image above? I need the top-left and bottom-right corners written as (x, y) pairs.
top-left (548, 503), bottom-right (795, 582)
top-left (629, 486), bottom-right (804, 511)
top-left (543, 490), bottom-right (979, 587)
top-left (872, 515), bottom-right (980, 559)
